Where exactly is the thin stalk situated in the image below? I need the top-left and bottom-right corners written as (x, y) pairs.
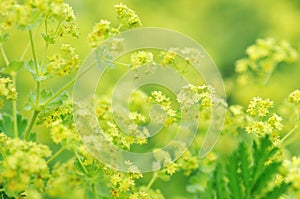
top-left (45, 19), bottom-right (48, 34)
top-left (0, 149), bottom-right (6, 159)
top-left (55, 20), bottom-right (62, 34)
top-left (43, 19), bottom-right (49, 63)
top-left (0, 44), bottom-right (9, 66)
top-left (145, 172), bottom-right (158, 190)
top-left (29, 30), bottom-right (41, 109)
top-left (296, 104), bottom-right (300, 122)
top-left (92, 183), bottom-right (98, 199)
top-left (43, 55), bottom-right (129, 107)
top-left (29, 30), bottom-right (39, 74)
top-left (281, 125), bottom-right (299, 142)
top-left (0, 45), bottom-right (18, 138)
top-left (23, 110), bottom-right (40, 140)
top-left (47, 146), bottom-right (66, 164)
top-left (103, 57), bottom-right (130, 67)
top-left (20, 42), bottom-right (30, 60)
top-left (12, 99), bottom-right (18, 138)
top-left (43, 62), bottom-right (95, 107)
top-left (43, 78), bottom-right (76, 107)
top-left (75, 152), bottom-right (88, 174)
top-left (116, 24), bottom-right (123, 31)
top-left (11, 73), bottom-right (18, 138)
top-left (36, 81), bottom-right (41, 107)
top-left (84, 184), bottom-right (88, 199)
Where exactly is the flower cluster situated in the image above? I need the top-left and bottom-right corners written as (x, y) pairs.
top-left (130, 51), bottom-right (154, 68)
top-left (88, 20), bottom-right (119, 48)
top-left (177, 150), bottom-right (199, 176)
top-left (223, 105), bottom-right (246, 135)
top-left (177, 84), bottom-right (214, 110)
top-left (235, 38), bottom-right (298, 84)
top-left (245, 97), bottom-right (283, 142)
top-left (282, 157), bottom-right (300, 194)
top-left (109, 172), bottom-right (138, 197)
top-left (148, 90), bottom-right (177, 125)
top-left (46, 159), bottom-right (83, 198)
top-left (0, 134), bottom-right (51, 197)
top-left (246, 96), bottom-right (273, 117)
top-left (0, 0), bottom-right (78, 39)
top-left (115, 3), bottom-right (142, 28)
top-left (95, 96), bottom-right (150, 149)
top-left (129, 191), bottom-right (151, 199)
top-left (50, 123), bottom-right (74, 144)
top-left (288, 89), bottom-right (300, 104)
top-left (0, 77), bottom-right (17, 109)
top-left (88, 3), bottom-right (141, 48)
top-left (37, 104), bottom-right (72, 127)
top-left (160, 50), bottom-right (176, 65)
top-left (47, 44), bottom-right (79, 76)
top-left (182, 48), bottom-right (204, 64)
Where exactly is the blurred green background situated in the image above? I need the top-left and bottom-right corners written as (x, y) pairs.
top-left (6, 0), bottom-right (298, 104)
top-left (1, 0), bottom-right (300, 198)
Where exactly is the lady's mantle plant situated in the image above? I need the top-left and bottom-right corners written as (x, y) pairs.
top-left (0, 1), bottom-right (299, 199)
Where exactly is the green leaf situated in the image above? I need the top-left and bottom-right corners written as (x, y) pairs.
top-left (25, 60), bottom-right (50, 82)
top-left (203, 135), bottom-right (290, 199)
top-left (17, 9), bottom-right (42, 30)
top-left (0, 60), bottom-right (24, 74)
top-left (0, 33), bottom-right (9, 43)
top-left (262, 182), bottom-right (290, 199)
top-left (74, 159), bottom-right (86, 176)
top-left (186, 184), bottom-right (203, 193)
top-left (0, 113), bottom-right (28, 137)
top-left (157, 170), bottom-right (171, 182)
top-left (239, 142), bottom-right (252, 197)
top-left (187, 172), bottom-right (205, 194)
top-left (251, 162), bottom-right (281, 195)
top-left (24, 89), bottom-right (68, 111)
top-left (41, 32), bottom-right (55, 45)
top-left (214, 164), bottom-right (228, 199)
top-left (27, 132), bottom-right (37, 142)
top-left (203, 174), bottom-right (214, 199)
top-left (226, 151), bottom-right (243, 199)
top-left (252, 135), bottom-right (279, 187)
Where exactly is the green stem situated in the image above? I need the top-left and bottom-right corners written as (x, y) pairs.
top-left (84, 184), bottom-right (88, 199)
top-left (55, 20), bottom-right (62, 35)
top-left (116, 24), bottom-right (123, 31)
top-left (103, 57), bottom-right (130, 67)
top-left (45, 19), bottom-right (48, 34)
top-left (92, 183), bottom-right (98, 199)
top-left (20, 42), bottom-right (30, 60)
top-left (29, 30), bottom-right (41, 109)
top-left (11, 73), bottom-right (18, 138)
top-left (29, 30), bottom-right (39, 75)
top-left (43, 78), bottom-right (75, 107)
top-left (43, 62), bottom-right (95, 107)
top-left (263, 72), bottom-right (273, 85)
top-left (43, 19), bottom-right (49, 63)
top-left (145, 172), bottom-right (158, 190)
top-left (75, 152), bottom-right (88, 174)
top-left (0, 45), bottom-right (18, 138)
top-left (47, 146), bottom-right (66, 164)
top-left (36, 81), bottom-right (41, 107)
top-left (0, 149), bottom-right (6, 159)
top-left (296, 104), bottom-right (300, 122)
top-left (0, 44), bottom-right (9, 66)
top-left (24, 110), bottom-right (40, 140)
top-left (281, 125), bottom-right (299, 142)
